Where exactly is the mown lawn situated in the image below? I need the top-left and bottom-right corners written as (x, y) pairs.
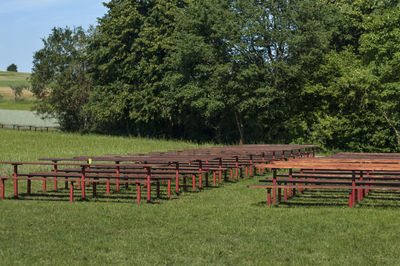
top-left (1, 130), bottom-right (400, 265)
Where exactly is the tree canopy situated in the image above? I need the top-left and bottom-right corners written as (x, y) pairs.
top-left (30, 0), bottom-right (400, 151)
top-left (7, 64), bottom-right (17, 72)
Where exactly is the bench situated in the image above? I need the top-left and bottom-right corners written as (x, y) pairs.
top-left (0, 176), bottom-right (153, 204)
top-left (250, 163), bottom-right (400, 207)
top-left (17, 172), bottom-right (168, 201)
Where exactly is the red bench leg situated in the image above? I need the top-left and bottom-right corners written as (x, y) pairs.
top-left (43, 180), bottom-right (46, 193)
top-left (219, 170), bottom-right (222, 183)
top-left (192, 175), bottom-right (196, 190)
top-left (213, 171), bottom-right (216, 185)
top-left (137, 184), bottom-right (141, 204)
top-left (199, 173), bottom-right (202, 189)
top-left (273, 185), bottom-right (276, 205)
top-left (14, 179), bottom-right (18, 198)
top-left (81, 179), bottom-right (86, 199)
top-left (358, 176), bottom-right (363, 202)
top-left (167, 180), bottom-right (171, 198)
top-left (1, 179), bottom-right (4, 200)
top-left (175, 173), bottom-right (179, 195)
top-left (116, 179), bottom-right (120, 192)
top-left (106, 179), bottom-right (110, 195)
top-left (70, 182), bottom-right (74, 202)
top-left (147, 182), bottom-right (151, 203)
top-left (54, 178), bottom-right (58, 192)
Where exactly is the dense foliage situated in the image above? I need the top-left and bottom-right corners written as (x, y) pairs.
top-left (30, 27), bottom-right (92, 131)
top-left (30, 0), bottom-right (400, 151)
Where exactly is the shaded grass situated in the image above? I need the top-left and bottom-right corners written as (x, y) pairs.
top-left (1, 130), bottom-right (400, 265)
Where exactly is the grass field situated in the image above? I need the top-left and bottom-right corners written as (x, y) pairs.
top-left (0, 99), bottom-right (35, 111)
top-left (1, 130), bottom-right (400, 265)
top-left (0, 71), bottom-right (31, 88)
top-left (0, 109), bottom-right (58, 127)
top-left (0, 71), bottom-right (35, 111)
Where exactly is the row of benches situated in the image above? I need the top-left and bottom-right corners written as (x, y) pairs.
top-left (249, 154), bottom-right (400, 208)
top-left (0, 145), bottom-right (318, 204)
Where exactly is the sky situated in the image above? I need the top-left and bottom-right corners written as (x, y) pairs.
top-left (0, 0), bottom-right (108, 73)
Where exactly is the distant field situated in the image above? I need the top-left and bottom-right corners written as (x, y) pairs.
top-left (0, 71), bottom-right (36, 111)
top-left (0, 71), bottom-right (31, 88)
top-left (0, 109), bottom-right (58, 127)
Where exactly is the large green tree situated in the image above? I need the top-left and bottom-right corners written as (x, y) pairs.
top-left (30, 26), bottom-right (92, 131)
top-left (164, 0), bottom-right (338, 143)
top-left (87, 0), bottom-right (184, 136)
top-left (301, 0), bottom-right (400, 151)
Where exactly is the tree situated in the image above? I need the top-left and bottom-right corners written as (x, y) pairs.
top-left (164, 0), bottom-right (338, 144)
top-left (298, 0), bottom-right (400, 152)
top-left (30, 26), bottom-right (92, 131)
top-left (9, 84), bottom-right (25, 103)
top-left (359, 1), bottom-right (400, 149)
top-left (87, 0), bottom-right (184, 136)
top-left (7, 64), bottom-right (17, 72)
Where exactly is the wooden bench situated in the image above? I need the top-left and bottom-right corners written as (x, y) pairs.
top-left (17, 172), bottom-right (166, 202)
top-left (251, 159), bottom-right (400, 207)
top-left (0, 176), bottom-right (153, 204)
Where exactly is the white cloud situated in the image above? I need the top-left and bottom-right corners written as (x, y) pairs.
top-left (0, 0), bottom-right (70, 14)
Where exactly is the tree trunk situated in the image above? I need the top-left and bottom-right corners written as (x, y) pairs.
top-left (234, 111), bottom-right (244, 145)
top-left (383, 111), bottom-right (400, 148)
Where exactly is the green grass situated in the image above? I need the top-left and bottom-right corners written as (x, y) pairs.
top-left (0, 71), bottom-right (31, 87)
top-left (1, 130), bottom-right (400, 265)
top-left (0, 99), bottom-right (36, 110)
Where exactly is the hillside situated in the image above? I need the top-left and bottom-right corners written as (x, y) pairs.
top-left (0, 71), bottom-right (35, 110)
top-left (0, 71), bottom-right (31, 87)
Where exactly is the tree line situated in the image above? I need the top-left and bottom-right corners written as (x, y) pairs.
top-left (30, 0), bottom-right (400, 151)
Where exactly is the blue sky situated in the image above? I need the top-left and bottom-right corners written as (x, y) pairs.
top-left (0, 0), bottom-right (108, 73)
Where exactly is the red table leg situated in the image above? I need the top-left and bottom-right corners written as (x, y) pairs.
top-left (167, 180), bottom-right (171, 198)
top-left (137, 184), bottom-right (141, 204)
top-left (70, 182), bottom-right (74, 202)
top-left (1, 179), bottom-right (4, 200)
